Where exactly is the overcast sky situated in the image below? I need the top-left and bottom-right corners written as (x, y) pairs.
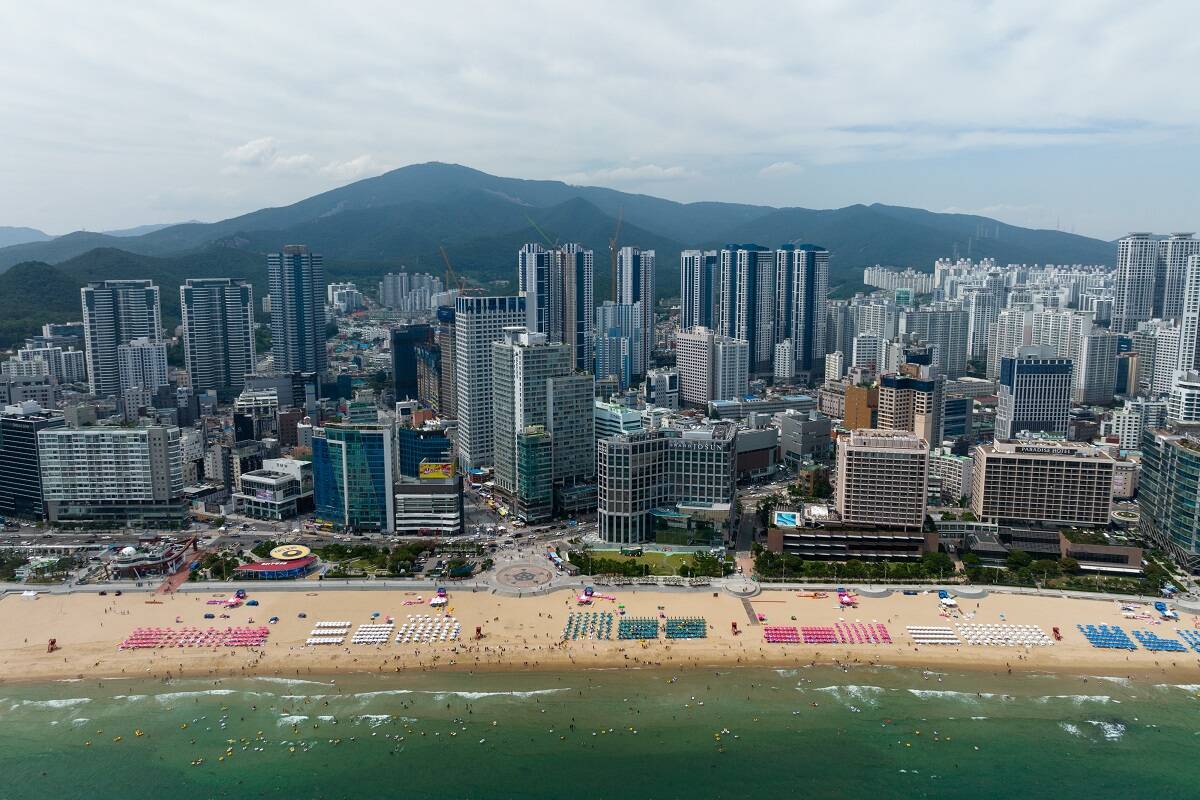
top-left (2, 1), bottom-right (1197, 239)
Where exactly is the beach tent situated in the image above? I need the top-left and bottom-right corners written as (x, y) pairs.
top-left (20, 590), bottom-right (37, 599)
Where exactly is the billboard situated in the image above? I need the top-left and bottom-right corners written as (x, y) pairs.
top-left (772, 511), bottom-right (799, 528)
top-left (419, 461), bottom-right (456, 480)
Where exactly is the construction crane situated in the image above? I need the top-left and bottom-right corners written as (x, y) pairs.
top-left (524, 213), bottom-right (558, 249)
top-left (439, 245), bottom-right (470, 295)
top-left (607, 207), bottom-right (623, 302)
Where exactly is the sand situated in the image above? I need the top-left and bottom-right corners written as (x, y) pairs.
top-left (2, 586), bottom-right (1199, 684)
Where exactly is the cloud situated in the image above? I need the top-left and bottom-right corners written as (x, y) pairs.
top-left (759, 161), bottom-right (804, 177)
top-left (269, 153), bottom-right (317, 172)
top-left (321, 155), bottom-right (386, 181)
top-left (561, 164), bottom-right (694, 184)
top-left (224, 137), bottom-right (279, 166)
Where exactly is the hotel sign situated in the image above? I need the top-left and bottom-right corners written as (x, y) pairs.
top-left (1014, 446), bottom-right (1077, 456)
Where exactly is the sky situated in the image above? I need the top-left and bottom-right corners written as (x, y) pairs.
top-left (1, 1), bottom-right (1198, 240)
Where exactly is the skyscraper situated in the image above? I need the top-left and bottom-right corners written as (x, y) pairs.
top-left (901, 303), bottom-right (969, 378)
top-left (787, 244), bottom-right (830, 382)
top-left (560, 243), bottom-right (595, 372)
top-left (454, 295), bottom-right (526, 468)
top-left (180, 278), bottom-right (256, 395)
top-left (680, 250), bottom-right (719, 330)
top-left (0, 402), bottom-right (64, 520)
top-left (594, 300), bottom-right (643, 388)
top-left (390, 324), bottom-right (432, 401)
top-left (1112, 233), bottom-right (1200, 333)
top-left (995, 346), bottom-right (1073, 440)
top-left (1156, 233), bottom-right (1200, 320)
top-left (718, 245), bottom-right (775, 372)
top-left (80, 279), bottom-right (162, 397)
top-left (675, 327), bottom-right (749, 408)
top-left (117, 337), bottom-right (169, 392)
top-left (518, 243), bottom-right (562, 344)
top-left (616, 246), bottom-right (655, 376)
top-left (491, 328), bottom-right (594, 521)
top-left (268, 245), bottom-right (327, 374)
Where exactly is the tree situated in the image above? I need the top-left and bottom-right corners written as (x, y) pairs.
top-left (1058, 556), bottom-right (1081, 575)
top-left (1006, 549), bottom-right (1033, 570)
top-left (922, 551), bottom-right (954, 576)
top-left (1031, 559), bottom-right (1062, 579)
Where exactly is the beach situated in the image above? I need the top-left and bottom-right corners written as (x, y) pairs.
top-left (2, 586), bottom-right (1199, 684)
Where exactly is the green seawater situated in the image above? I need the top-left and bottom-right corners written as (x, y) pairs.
top-left (1, 666), bottom-right (1198, 799)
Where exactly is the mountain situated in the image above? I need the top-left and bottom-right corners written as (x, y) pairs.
top-left (101, 221), bottom-right (199, 238)
top-left (0, 226), bottom-right (52, 248)
top-left (0, 162), bottom-right (1120, 346)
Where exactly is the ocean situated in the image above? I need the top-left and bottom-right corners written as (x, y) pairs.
top-left (0, 666), bottom-right (1197, 799)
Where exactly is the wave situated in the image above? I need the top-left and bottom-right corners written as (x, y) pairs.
top-left (8, 698), bottom-right (91, 710)
top-left (1155, 683), bottom-right (1200, 693)
top-left (350, 690), bottom-right (414, 699)
top-left (71, 718), bottom-right (91, 726)
top-left (1059, 722), bottom-right (1082, 737)
top-left (906, 689), bottom-right (996, 701)
top-left (1087, 720), bottom-right (1126, 741)
top-left (424, 689), bottom-right (569, 700)
top-left (1034, 695), bottom-right (1112, 705)
top-left (1089, 676), bottom-right (1133, 687)
top-left (811, 685), bottom-right (886, 705)
top-left (353, 714), bottom-right (394, 727)
top-left (278, 715), bottom-right (309, 727)
top-left (153, 689), bottom-right (257, 704)
top-left (253, 677), bottom-right (335, 687)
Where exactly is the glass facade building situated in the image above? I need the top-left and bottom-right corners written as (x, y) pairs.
top-left (313, 423), bottom-right (394, 532)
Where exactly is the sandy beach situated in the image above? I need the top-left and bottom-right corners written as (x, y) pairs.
top-left (2, 586), bottom-right (1199, 684)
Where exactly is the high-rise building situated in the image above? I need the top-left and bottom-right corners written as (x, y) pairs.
top-left (971, 440), bottom-right (1115, 527)
top-left (38, 425), bottom-right (186, 527)
top-left (0, 402), bottom-right (64, 520)
top-left (718, 245), bottom-right (776, 372)
top-left (453, 296), bottom-right (526, 468)
top-left (986, 306), bottom-right (1032, 380)
top-left (900, 303), bottom-right (969, 378)
top-left (560, 243), bottom-right (595, 373)
top-left (1113, 233), bottom-right (1200, 333)
top-left (268, 245), bottom-right (327, 374)
top-left (1107, 397), bottom-right (1167, 450)
top-left (491, 328), bottom-right (593, 521)
top-left (117, 337), bottom-right (169, 392)
top-left (787, 244), bottom-right (830, 383)
top-left (518, 243), bottom-right (563, 344)
top-left (1141, 428), bottom-right (1200, 573)
top-left (180, 278), bottom-right (256, 395)
top-left (1168, 372), bottom-right (1200, 424)
top-left (597, 422), bottom-right (736, 544)
top-left (616, 247), bottom-right (655, 376)
top-left (81, 279), bottom-right (162, 397)
top-left (878, 365), bottom-right (944, 447)
top-left (675, 327), bottom-right (749, 407)
top-left (1073, 331), bottom-right (1119, 405)
top-left (434, 306), bottom-right (457, 418)
top-left (594, 301), bottom-right (643, 387)
top-left (680, 250), bottom-right (719, 330)
top-left (1177, 253), bottom-right (1200, 374)
top-left (835, 429), bottom-right (928, 529)
top-left (312, 423), bottom-right (395, 532)
top-left (995, 347), bottom-right (1073, 440)
top-left (390, 324), bottom-right (432, 401)
top-left (642, 368), bottom-right (679, 410)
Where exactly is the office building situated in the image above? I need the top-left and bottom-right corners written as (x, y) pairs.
top-left (268, 245), bottom-right (327, 374)
top-left (971, 440), bottom-right (1115, 527)
top-left (433, 306), bottom-right (457, 418)
top-left (396, 424), bottom-right (453, 479)
top-left (312, 423), bottom-right (395, 532)
top-left (680, 250), bottom-right (719, 330)
top-left (1107, 398), bottom-right (1167, 450)
top-left (38, 425), bottom-right (186, 527)
top-left (643, 368), bottom-right (679, 410)
top-left (594, 399), bottom-right (644, 439)
top-left (675, 327), bottom-right (749, 407)
top-left (180, 278), bottom-right (256, 395)
top-left (779, 409), bottom-right (833, 466)
top-left (491, 328), bottom-right (594, 520)
top-left (1140, 429), bottom-right (1200, 573)
top-left (117, 337), bottom-right (169, 392)
top-left (597, 422), bottom-right (736, 545)
top-left (995, 347), bottom-right (1073, 440)
top-left (453, 296), bottom-right (526, 468)
top-left (235, 458), bottom-right (314, 520)
top-left (0, 402), bottom-right (65, 520)
top-left (390, 323), bottom-right (432, 401)
top-left (835, 429), bottom-right (928, 529)
top-left (394, 474), bottom-right (464, 536)
top-left (81, 279), bottom-right (162, 397)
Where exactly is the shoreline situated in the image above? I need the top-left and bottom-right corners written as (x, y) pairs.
top-left (2, 586), bottom-right (1199, 686)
